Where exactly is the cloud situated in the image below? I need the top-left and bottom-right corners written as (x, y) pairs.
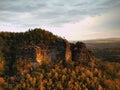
top-left (0, 0), bottom-right (120, 26)
top-left (90, 6), bottom-right (120, 32)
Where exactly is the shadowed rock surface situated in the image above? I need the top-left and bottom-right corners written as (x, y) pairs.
top-left (71, 42), bottom-right (94, 62)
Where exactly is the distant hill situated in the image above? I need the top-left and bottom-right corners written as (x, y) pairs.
top-left (83, 38), bottom-right (120, 49)
top-left (84, 38), bottom-right (120, 43)
top-left (82, 38), bottom-right (120, 62)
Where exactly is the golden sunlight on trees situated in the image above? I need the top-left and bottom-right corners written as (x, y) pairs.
top-left (0, 59), bottom-right (120, 90)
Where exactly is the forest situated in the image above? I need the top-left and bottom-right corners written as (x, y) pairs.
top-left (0, 59), bottom-right (120, 90)
top-left (0, 29), bottom-right (120, 90)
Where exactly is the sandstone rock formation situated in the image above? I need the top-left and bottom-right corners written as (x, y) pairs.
top-left (16, 40), bottom-right (72, 64)
top-left (0, 29), bottom-right (95, 71)
top-left (65, 41), bottom-right (72, 62)
top-left (16, 41), bottom-right (94, 65)
top-left (71, 42), bottom-right (94, 62)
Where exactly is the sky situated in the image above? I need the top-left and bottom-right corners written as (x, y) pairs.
top-left (0, 0), bottom-right (120, 40)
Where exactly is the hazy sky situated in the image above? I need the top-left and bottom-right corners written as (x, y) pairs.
top-left (0, 0), bottom-right (120, 40)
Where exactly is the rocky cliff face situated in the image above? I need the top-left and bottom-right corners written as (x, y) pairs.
top-left (71, 42), bottom-right (94, 62)
top-left (65, 42), bottom-right (72, 62)
top-left (16, 46), bottom-right (49, 64)
top-left (16, 40), bottom-right (72, 64)
top-left (0, 29), bottom-right (95, 71)
top-left (16, 41), bottom-right (94, 65)
top-left (0, 29), bottom-right (96, 75)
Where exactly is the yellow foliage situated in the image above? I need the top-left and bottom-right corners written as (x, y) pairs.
top-left (85, 70), bottom-right (93, 78)
top-left (0, 59), bottom-right (120, 90)
top-left (22, 83), bottom-right (26, 88)
top-left (86, 77), bottom-right (90, 84)
top-left (81, 72), bottom-right (86, 78)
top-left (62, 75), bottom-right (66, 82)
top-left (56, 81), bottom-right (63, 89)
top-left (40, 74), bottom-right (44, 80)
top-left (62, 68), bottom-right (67, 74)
top-left (48, 79), bottom-right (52, 86)
top-left (0, 86), bottom-right (4, 90)
top-left (55, 72), bottom-right (59, 79)
top-left (71, 71), bottom-right (76, 78)
top-left (104, 79), bottom-right (115, 90)
top-left (26, 74), bottom-right (31, 79)
top-left (0, 78), bottom-right (4, 85)
top-left (0, 63), bottom-right (4, 72)
top-left (29, 77), bottom-right (33, 83)
top-left (98, 85), bottom-right (103, 90)
top-left (94, 68), bottom-right (99, 74)
top-left (75, 66), bottom-right (80, 73)
top-left (115, 79), bottom-right (120, 90)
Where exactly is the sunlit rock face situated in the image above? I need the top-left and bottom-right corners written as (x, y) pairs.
top-left (16, 46), bottom-right (50, 64)
top-left (65, 42), bottom-right (72, 62)
top-left (34, 46), bottom-right (48, 64)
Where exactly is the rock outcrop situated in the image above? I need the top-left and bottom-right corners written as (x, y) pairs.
top-left (16, 41), bottom-right (94, 65)
top-left (16, 40), bottom-right (72, 64)
top-left (65, 42), bottom-right (72, 62)
top-left (0, 29), bottom-right (95, 68)
top-left (71, 42), bottom-right (94, 62)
